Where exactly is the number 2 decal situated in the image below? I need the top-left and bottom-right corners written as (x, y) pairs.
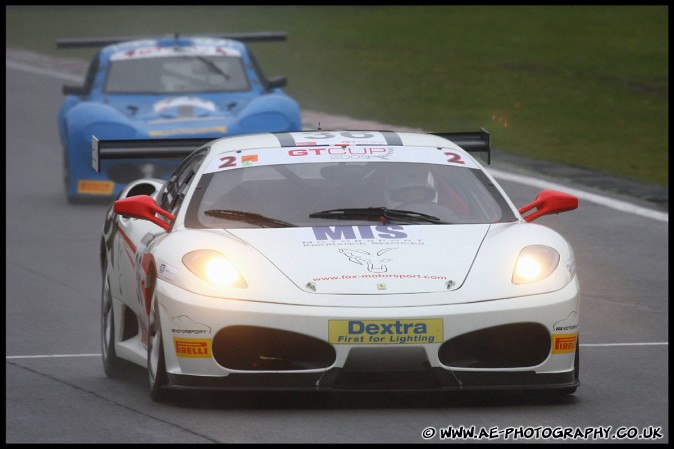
top-left (218, 155), bottom-right (237, 169)
top-left (444, 152), bottom-right (465, 164)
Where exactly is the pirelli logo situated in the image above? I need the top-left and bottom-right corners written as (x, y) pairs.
top-left (552, 333), bottom-right (577, 354)
top-left (174, 337), bottom-right (212, 358)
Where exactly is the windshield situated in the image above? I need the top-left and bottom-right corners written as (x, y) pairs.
top-left (185, 160), bottom-right (516, 229)
top-left (105, 55), bottom-right (250, 94)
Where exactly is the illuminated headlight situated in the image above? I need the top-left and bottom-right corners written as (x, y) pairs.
top-left (512, 245), bottom-right (560, 284)
top-left (182, 250), bottom-right (247, 288)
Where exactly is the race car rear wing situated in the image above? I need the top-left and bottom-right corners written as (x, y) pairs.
top-left (92, 128), bottom-right (492, 172)
top-left (92, 137), bottom-right (212, 173)
top-left (57, 32), bottom-right (287, 49)
top-left (433, 128), bottom-right (491, 165)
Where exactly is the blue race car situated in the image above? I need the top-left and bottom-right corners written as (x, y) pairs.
top-left (57, 32), bottom-right (302, 203)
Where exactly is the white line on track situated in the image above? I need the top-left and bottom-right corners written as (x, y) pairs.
top-left (580, 342), bottom-right (668, 347)
top-left (488, 168), bottom-right (668, 223)
top-left (6, 354), bottom-right (102, 359)
top-left (5, 342), bottom-right (668, 359)
top-left (6, 59), bottom-right (83, 83)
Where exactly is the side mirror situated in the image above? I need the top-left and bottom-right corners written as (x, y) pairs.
top-left (267, 76), bottom-right (287, 89)
top-left (62, 85), bottom-right (88, 96)
top-left (114, 195), bottom-right (175, 231)
top-left (518, 190), bottom-right (578, 222)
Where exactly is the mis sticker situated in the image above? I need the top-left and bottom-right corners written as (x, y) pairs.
top-left (174, 337), bottom-right (212, 358)
top-left (552, 333), bottom-right (577, 354)
top-left (329, 319), bottom-right (443, 345)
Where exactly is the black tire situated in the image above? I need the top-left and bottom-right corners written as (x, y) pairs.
top-left (63, 147), bottom-right (79, 204)
top-left (63, 145), bottom-right (69, 187)
top-left (147, 301), bottom-right (170, 402)
top-left (101, 276), bottom-right (128, 378)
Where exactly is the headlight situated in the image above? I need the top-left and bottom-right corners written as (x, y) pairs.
top-left (182, 250), bottom-right (247, 288)
top-left (512, 245), bottom-right (560, 284)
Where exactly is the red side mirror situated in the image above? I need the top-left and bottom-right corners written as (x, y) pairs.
top-left (518, 190), bottom-right (578, 222)
top-left (114, 195), bottom-right (175, 231)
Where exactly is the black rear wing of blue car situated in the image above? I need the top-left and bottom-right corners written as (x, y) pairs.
top-left (433, 127), bottom-right (491, 165)
top-left (92, 137), bottom-right (213, 173)
top-left (92, 128), bottom-right (491, 172)
top-left (57, 32), bottom-right (287, 49)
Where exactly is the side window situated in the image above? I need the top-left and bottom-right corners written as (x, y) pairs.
top-left (158, 149), bottom-right (207, 213)
top-left (247, 51), bottom-right (270, 92)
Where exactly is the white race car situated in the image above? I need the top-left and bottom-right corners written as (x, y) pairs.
top-left (96, 129), bottom-right (580, 401)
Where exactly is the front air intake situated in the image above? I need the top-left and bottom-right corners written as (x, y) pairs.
top-left (438, 322), bottom-right (551, 368)
top-left (212, 326), bottom-right (336, 371)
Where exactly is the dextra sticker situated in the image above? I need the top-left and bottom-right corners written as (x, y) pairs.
top-left (174, 337), bottom-right (212, 358)
top-left (78, 180), bottom-right (114, 195)
top-left (329, 319), bottom-right (443, 344)
top-left (552, 333), bottom-right (577, 354)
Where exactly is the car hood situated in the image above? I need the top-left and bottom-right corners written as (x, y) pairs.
top-left (226, 225), bottom-right (491, 295)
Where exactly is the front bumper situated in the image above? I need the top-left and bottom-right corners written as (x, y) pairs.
top-left (156, 278), bottom-right (580, 392)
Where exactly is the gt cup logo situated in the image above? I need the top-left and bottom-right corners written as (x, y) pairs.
top-left (288, 146), bottom-right (393, 160)
top-left (339, 248), bottom-right (396, 273)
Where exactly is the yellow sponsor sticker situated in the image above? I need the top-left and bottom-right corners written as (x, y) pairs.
top-left (329, 319), bottom-right (443, 345)
top-left (552, 333), bottom-right (577, 354)
top-left (77, 180), bottom-right (115, 195)
top-left (149, 126), bottom-right (227, 137)
top-left (174, 337), bottom-right (212, 358)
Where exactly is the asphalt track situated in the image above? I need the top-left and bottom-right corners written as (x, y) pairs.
top-left (5, 50), bottom-right (669, 443)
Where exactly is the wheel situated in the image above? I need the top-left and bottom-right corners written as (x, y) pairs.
top-left (147, 300), bottom-right (170, 402)
top-left (63, 147), bottom-right (79, 204)
top-left (62, 145), bottom-right (69, 187)
top-left (101, 276), bottom-right (127, 378)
